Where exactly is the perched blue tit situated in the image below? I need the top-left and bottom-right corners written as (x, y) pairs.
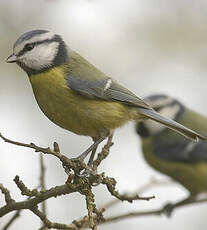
top-left (6, 30), bottom-right (205, 166)
top-left (136, 94), bottom-right (207, 205)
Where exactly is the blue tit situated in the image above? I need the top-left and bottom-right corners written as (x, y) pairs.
top-left (136, 94), bottom-right (207, 209)
top-left (6, 30), bottom-right (205, 166)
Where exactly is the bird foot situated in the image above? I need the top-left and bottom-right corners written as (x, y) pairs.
top-left (64, 157), bottom-right (100, 182)
top-left (77, 165), bottom-right (97, 177)
top-left (62, 157), bottom-right (87, 177)
top-left (71, 160), bottom-right (103, 186)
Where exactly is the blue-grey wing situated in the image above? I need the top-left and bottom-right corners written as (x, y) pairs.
top-left (66, 75), bottom-right (150, 109)
top-left (153, 139), bottom-right (207, 163)
top-left (66, 75), bottom-right (107, 99)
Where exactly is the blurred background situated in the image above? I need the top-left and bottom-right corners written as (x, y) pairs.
top-left (1, 0), bottom-right (207, 229)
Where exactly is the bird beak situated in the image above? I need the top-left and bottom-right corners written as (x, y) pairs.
top-left (6, 54), bottom-right (17, 63)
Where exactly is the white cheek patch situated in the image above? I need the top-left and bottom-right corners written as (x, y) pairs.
top-left (144, 104), bottom-right (180, 135)
top-left (20, 42), bottom-right (59, 70)
top-left (14, 32), bottom-right (55, 55)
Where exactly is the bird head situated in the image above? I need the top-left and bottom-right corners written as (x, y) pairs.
top-left (136, 94), bottom-right (184, 138)
top-left (6, 30), bottom-right (68, 76)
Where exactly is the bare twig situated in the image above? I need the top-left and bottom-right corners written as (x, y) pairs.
top-left (103, 177), bottom-right (173, 209)
top-left (31, 206), bottom-right (79, 230)
top-left (0, 133), bottom-right (85, 175)
top-left (40, 155), bottom-right (47, 209)
top-left (92, 133), bottom-right (114, 171)
top-left (14, 176), bottom-right (40, 197)
top-left (103, 197), bottom-right (207, 223)
top-left (0, 178), bottom-right (78, 217)
top-left (0, 184), bottom-right (15, 205)
top-left (0, 133), bottom-right (155, 202)
top-left (0, 133), bottom-right (163, 230)
top-left (1, 185), bottom-right (41, 230)
top-left (2, 211), bottom-right (20, 230)
top-left (101, 176), bottom-right (155, 202)
top-left (40, 154), bottom-right (47, 228)
top-left (85, 190), bottom-right (97, 230)
top-left (70, 197), bottom-right (207, 229)
top-left (53, 142), bottom-right (60, 153)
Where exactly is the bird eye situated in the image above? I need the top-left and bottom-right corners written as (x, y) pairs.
top-left (25, 43), bottom-right (35, 51)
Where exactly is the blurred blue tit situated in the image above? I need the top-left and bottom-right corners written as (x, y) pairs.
top-left (6, 30), bottom-right (205, 165)
top-left (136, 94), bottom-right (207, 204)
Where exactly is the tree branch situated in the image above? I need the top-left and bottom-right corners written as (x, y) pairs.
top-left (39, 154), bottom-right (48, 229)
top-left (2, 211), bottom-right (20, 230)
top-left (0, 133), bottom-right (81, 173)
top-left (31, 206), bottom-right (79, 230)
top-left (103, 197), bottom-right (207, 223)
top-left (103, 177), bottom-right (173, 209)
top-left (0, 178), bottom-right (78, 217)
top-left (0, 184), bottom-right (15, 205)
top-left (0, 133), bottom-right (155, 230)
top-left (101, 176), bottom-right (155, 202)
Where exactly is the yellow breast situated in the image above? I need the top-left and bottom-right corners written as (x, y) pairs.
top-left (29, 66), bottom-right (131, 138)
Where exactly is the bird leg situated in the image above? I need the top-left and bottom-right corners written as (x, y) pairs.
top-left (87, 146), bottom-right (98, 167)
top-left (74, 136), bottom-right (106, 162)
top-left (81, 133), bottom-right (114, 180)
top-left (65, 137), bottom-right (106, 178)
top-left (77, 137), bottom-right (106, 177)
top-left (69, 133), bottom-right (112, 178)
top-left (77, 133), bottom-right (114, 178)
top-left (77, 146), bottom-right (98, 178)
top-left (88, 132), bottom-right (114, 167)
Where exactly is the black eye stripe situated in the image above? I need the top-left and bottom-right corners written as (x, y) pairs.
top-left (16, 38), bottom-right (56, 57)
top-left (14, 34), bottom-right (68, 76)
top-left (25, 43), bottom-right (35, 51)
top-left (17, 43), bottom-right (35, 56)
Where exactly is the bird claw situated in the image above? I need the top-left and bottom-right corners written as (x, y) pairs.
top-left (62, 157), bottom-right (86, 177)
top-left (77, 165), bottom-right (103, 186)
top-left (65, 158), bottom-right (97, 176)
top-left (62, 163), bottom-right (72, 175)
top-left (70, 156), bottom-right (84, 164)
top-left (63, 158), bottom-right (102, 186)
top-left (77, 165), bottom-right (96, 177)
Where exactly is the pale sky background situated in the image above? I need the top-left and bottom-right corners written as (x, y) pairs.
top-left (1, 0), bottom-right (207, 229)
